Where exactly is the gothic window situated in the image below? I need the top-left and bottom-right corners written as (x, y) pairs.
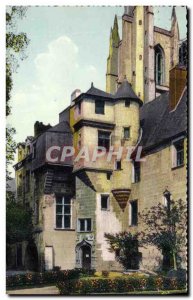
top-left (56, 195), bottom-right (71, 229)
top-left (155, 45), bottom-right (165, 85)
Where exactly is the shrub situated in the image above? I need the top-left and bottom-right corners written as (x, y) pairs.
top-left (57, 276), bottom-right (187, 295)
top-left (6, 268), bottom-right (91, 288)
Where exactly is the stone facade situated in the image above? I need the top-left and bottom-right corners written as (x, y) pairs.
top-left (106, 6), bottom-right (180, 102)
top-left (12, 6), bottom-right (187, 273)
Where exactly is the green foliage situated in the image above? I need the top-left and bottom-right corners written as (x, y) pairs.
top-left (6, 127), bottom-right (16, 182)
top-left (104, 231), bottom-right (140, 270)
top-left (57, 276), bottom-right (187, 295)
top-left (138, 199), bottom-right (187, 270)
top-left (6, 269), bottom-right (93, 288)
top-left (6, 6), bottom-right (29, 116)
top-left (6, 200), bottom-right (33, 244)
top-left (6, 6), bottom-right (29, 182)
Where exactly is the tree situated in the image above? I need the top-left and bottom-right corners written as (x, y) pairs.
top-left (104, 231), bottom-right (141, 270)
top-left (6, 200), bottom-right (33, 245)
top-left (6, 6), bottom-right (29, 182)
top-left (138, 199), bottom-right (187, 271)
top-left (6, 8), bottom-right (33, 253)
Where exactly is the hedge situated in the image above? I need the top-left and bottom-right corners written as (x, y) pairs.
top-left (57, 276), bottom-right (187, 295)
top-left (6, 268), bottom-right (95, 288)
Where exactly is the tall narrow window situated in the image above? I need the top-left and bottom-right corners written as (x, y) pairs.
top-left (175, 140), bottom-right (184, 167)
top-left (132, 161), bottom-right (140, 183)
top-left (95, 100), bottom-right (105, 114)
top-left (155, 45), bottom-right (164, 85)
top-left (56, 195), bottom-right (71, 229)
top-left (115, 160), bottom-right (121, 170)
top-left (130, 200), bottom-right (138, 226)
top-left (172, 138), bottom-right (184, 168)
top-left (101, 194), bottom-right (109, 210)
top-left (123, 127), bottom-right (130, 139)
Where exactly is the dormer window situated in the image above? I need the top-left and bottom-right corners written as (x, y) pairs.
top-left (95, 100), bottom-right (104, 114)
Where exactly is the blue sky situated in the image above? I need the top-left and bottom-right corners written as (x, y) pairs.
top-left (7, 6), bottom-right (187, 147)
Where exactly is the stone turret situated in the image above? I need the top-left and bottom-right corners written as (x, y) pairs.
top-left (111, 78), bottom-right (142, 211)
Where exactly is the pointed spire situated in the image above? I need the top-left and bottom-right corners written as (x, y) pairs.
top-left (112, 14), bottom-right (120, 47)
top-left (171, 6), bottom-right (177, 21)
top-left (171, 6), bottom-right (179, 35)
top-left (113, 14), bottom-right (118, 27)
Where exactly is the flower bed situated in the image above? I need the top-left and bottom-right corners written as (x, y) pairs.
top-left (6, 268), bottom-right (95, 289)
top-left (57, 276), bottom-right (187, 295)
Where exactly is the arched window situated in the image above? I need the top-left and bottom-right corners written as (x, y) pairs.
top-left (155, 45), bottom-right (165, 85)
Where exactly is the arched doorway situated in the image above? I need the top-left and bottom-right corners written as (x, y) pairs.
top-left (76, 240), bottom-right (92, 270)
top-left (25, 241), bottom-right (39, 271)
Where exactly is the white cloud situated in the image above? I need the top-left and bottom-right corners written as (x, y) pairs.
top-left (9, 35), bottom-right (103, 146)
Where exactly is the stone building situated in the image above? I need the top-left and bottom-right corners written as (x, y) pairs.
top-left (12, 6), bottom-right (187, 272)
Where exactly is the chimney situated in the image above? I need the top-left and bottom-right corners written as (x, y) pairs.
top-left (71, 89), bottom-right (81, 105)
top-left (34, 121), bottom-right (52, 137)
top-left (169, 65), bottom-right (187, 111)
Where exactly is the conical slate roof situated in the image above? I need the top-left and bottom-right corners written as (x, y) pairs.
top-left (115, 79), bottom-right (143, 105)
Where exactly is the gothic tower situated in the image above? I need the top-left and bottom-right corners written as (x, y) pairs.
top-left (106, 6), bottom-right (180, 103)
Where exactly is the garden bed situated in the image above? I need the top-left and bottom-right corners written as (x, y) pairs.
top-left (57, 276), bottom-right (187, 295)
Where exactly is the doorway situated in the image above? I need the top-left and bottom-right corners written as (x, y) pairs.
top-left (25, 241), bottom-right (39, 271)
top-left (81, 245), bottom-right (91, 270)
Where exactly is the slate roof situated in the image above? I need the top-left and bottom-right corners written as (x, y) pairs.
top-left (47, 121), bottom-right (72, 133)
top-left (85, 83), bottom-right (114, 99)
top-left (114, 79), bottom-right (143, 105)
top-left (140, 88), bottom-right (187, 149)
